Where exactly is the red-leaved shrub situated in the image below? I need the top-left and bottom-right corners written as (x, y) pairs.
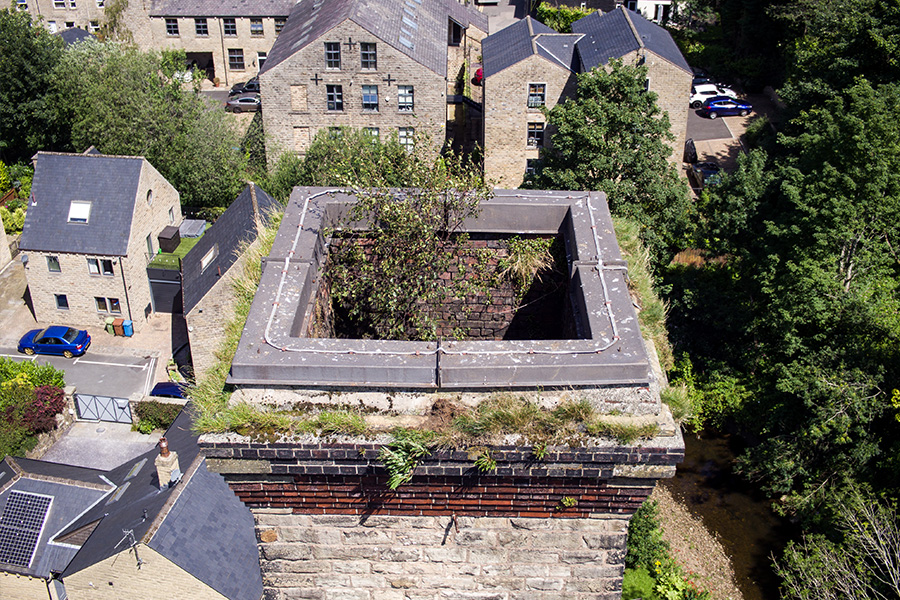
top-left (23, 386), bottom-right (66, 433)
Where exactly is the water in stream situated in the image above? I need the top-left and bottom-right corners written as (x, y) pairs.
top-left (662, 431), bottom-right (797, 600)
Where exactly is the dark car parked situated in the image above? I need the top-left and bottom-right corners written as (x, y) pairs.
top-left (228, 76), bottom-right (259, 97)
top-left (688, 161), bottom-right (723, 190)
top-left (149, 381), bottom-right (187, 399)
top-left (698, 96), bottom-right (752, 119)
top-left (18, 326), bottom-right (91, 358)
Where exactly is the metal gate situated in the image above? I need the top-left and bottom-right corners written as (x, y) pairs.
top-left (74, 394), bottom-right (132, 424)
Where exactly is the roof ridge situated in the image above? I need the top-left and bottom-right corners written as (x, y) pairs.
top-left (34, 150), bottom-right (146, 161)
top-left (534, 34), bottom-right (584, 73)
top-left (621, 7), bottom-right (644, 49)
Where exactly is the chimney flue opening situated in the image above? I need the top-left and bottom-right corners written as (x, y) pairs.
top-left (159, 437), bottom-right (170, 457)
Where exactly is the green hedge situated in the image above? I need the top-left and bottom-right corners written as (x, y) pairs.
top-left (133, 401), bottom-right (183, 434)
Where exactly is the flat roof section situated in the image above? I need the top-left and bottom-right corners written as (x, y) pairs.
top-left (228, 188), bottom-right (651, 389)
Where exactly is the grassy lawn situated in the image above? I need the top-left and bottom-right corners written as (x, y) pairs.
top-left (148, 231), bottom-right (205, 270)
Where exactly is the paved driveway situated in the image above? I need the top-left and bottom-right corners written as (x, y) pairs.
top-left (0, 346), bottom-right (156, 398)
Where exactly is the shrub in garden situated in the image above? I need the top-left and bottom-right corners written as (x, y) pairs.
top-left (133, 401), bottom-right (182, 434)
top-left (23, 386), bottom-right (67, 433)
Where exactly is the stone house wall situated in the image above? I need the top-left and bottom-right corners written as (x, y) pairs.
top-left (62, 545), bottom-right (227, 600)
top-left (146, 15), bottom-right (285, 86)
top-left (483, 55), bottom-right (577, 188)
top-left (260, 20), bottom-right (447, 164)
top-left (185, 243), bottom-right (252, 380)
top-left (638, 49), bottom-right (691, 170)
top-left (0, 211), bottom-right (11, 269)
top-left (0, 571), bottom-right (56, 600)
top-left (22, 0), bottom-right (106, 34)
top-left (21, 159), bottom-right (179, 331)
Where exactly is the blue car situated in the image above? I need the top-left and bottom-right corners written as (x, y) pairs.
top-left (18, 326), bottom-right (91, 358)
top-left (149, 381), bottom-right (187, 399)
top-left (698, 96), bottom-right (752, 119)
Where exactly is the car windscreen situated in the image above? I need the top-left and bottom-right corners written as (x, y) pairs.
top-left (63, 328), bottom-right (81, 342)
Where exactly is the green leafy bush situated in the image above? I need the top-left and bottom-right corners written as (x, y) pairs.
top-left (0, 360), bottom-right (67, 458)
top-left (0, 357), bottom-right (65, 388)
top-left (623, 567), bottom-right (659, 600)
top-left (133, 401), bottom-right (182, 434)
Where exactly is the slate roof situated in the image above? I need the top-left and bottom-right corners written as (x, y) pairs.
top-left (20, 152), bottom-right (146, 257)
top-left (182, 183), bottom-right (280, 315)
top-left (483, 7), bottom-right (690, 78)
top-left (148, 462), bottom-right (261, 600)
top-left (150, 0), bottom-right (295, 18)
top-left (572, 7), bottom-right (691, 74)
top-left (57, 27), bottom-right (95, 45)
top-left (261, 0), bottom-right (488, 77)
top-left (0, 404), bottom-right (262, 600)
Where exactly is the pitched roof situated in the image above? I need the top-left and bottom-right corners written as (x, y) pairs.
top-left (57, 27), bottom-right (95, 45)
top-left (19, 152), bottom-right (146, 257)
top-left (572, 7), bottom-right (691, 74)
top-left (261, 0), bottom-right (488, 76)
top-left (483, 8), bottom-right (690, 79)
top-left (182, 183), bottom-right (280, 314)
top-left (150, 0), bottom-right (295, 17)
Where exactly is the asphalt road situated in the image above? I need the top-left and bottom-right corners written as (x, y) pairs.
top-left (0, 347), bottom-right (156, 399)
top-left (687, 107), bottom-right (733, 141)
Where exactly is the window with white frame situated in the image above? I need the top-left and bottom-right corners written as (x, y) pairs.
top-left (527, 122), bottom-right (544, 147)
top-left (258, 51), bottom-right (267, 69)
top-left (68, 201), bottom-right (91, 223)
top-left (47, 21), bottom-right (57, 32)
top-left (528, 83), bottom-right (546, 108)
top-left (195, 18), bottom-right (208, 36)
top-left (326, 85), bottom-right (343, 111)
top-left (223, 18), bottom-right (237, 36)
top-left (360, 43), bottom-right (377, 70)
top-left (68, 0), bottom-right (75, 8)
top-left (47, 256), bottom-right (61, 272)
top-left (54, 0), bottom-right (65, 8)
top-left (165, 18), bottom-right (179, 36)
top-left (55, 294), bottom-right (69, 310)
top-left (200, 245), bottom-right (218, 273)
top-left (250, 18), bottom-right (263, 36)
top-left (362, 85), bottom-right (378, 111)
top-left (365, 127), bottom-right (380, 139)
top-left (16, 0), bottom-right (28, 10)
top-left (398, 85), bottom-right (414, 112)
top-left (324, 42), bottom-right (340, 69)
top-left (96, 0), bottom-right (104, 6)
top-left (228, 48), bottom-right (245, 70)
top-left (87, 258), bottom-right (114, 276)
top-left (168, 207), bottom-right (175, 224)
top-left (89, 20), bottom-right (99, 32)
top-left (398, 127), bottom-right (414, 152)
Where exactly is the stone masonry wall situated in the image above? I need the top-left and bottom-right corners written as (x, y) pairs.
top-left (483, 55), bottom-right (577, 189)
top-left (260, 20), bottom-right (447, 164)
top-left (254, 511), bottom-right (630, 600)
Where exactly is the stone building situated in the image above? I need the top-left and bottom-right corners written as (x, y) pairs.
top-left (182, 183), bottom-right (280, 380)
top-left (14, 0), bottom-right (106, 36)
top-left (18, 150), bottom-right (182, 333)
top-left (258, 0), bottom-right (488, 163)
top-left (0, 407), bottom-right (262, 600)
top-left (483, 7), bottom-right (692, 188)
top-left (201, 187), bottom-right (684, 600)
top-left (146, 0), bottom-right (295, 87)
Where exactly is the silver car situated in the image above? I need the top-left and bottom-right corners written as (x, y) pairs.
top-left (225, 93), bottom-right (261, 113)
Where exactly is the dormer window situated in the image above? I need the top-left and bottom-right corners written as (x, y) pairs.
top-left (68, 201), bottom-right (91, 223)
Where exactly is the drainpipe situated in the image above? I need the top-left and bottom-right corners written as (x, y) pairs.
top-left (219, 18), bottom-right (228, 86)
top-left (118, 257), bottom-right (134, 322)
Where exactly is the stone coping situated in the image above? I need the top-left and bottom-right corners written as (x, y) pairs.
top-left (228, 187), bottom-right (652, 390)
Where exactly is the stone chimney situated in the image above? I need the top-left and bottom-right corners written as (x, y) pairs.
top-left (154, 437), bottom-right (180, 490)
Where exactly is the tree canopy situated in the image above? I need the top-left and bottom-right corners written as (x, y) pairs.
top-left (0, 9), bottom-right (65, 163)
top-left (532, 59), bottom-right (693, 263)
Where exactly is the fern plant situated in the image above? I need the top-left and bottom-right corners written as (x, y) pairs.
top-left (379, 430), bottom-right (434, 489)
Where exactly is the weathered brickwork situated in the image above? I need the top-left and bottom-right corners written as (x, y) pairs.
top-left (483, 55), bottom-right (577, 188)
top-left (261, 20), bottom-right (448, 164)
top-left (203, 436), bottom-right (682, 600)
top-left (63, 546), bottom-right (227, 600)
top-left (22, 157), bottom-right (180, 332)
top-left (253, 511), bottom-right (629, 600)
top-left (0, 212), bottom-right (11, 268)
top-left (148, 16), bottom-right (285, 86)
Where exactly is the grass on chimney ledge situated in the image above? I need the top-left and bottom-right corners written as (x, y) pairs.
top-left (190, 211), bottom-right (671, 449)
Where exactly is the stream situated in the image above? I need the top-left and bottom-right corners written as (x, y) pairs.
top-left (662, 431), bottom-right (797, 600)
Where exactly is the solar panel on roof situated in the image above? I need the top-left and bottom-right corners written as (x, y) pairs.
top-left (0, 491), bottom-right (53, 568)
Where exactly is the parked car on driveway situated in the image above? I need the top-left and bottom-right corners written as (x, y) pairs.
top-left (225, 93), bottom-right (260, 113)
top-left (690, 83), bottom-right (738, 108)
top-left (688, 161), bottom-right (723, 190)
top-left (228, 76), bottom-right (260, 97)
top-left (149, 381), bottom-right (187, 399)
top-left (698, 96), bottom-right (753, 119)
top-left (18, 326), bottom-right (91, 358)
